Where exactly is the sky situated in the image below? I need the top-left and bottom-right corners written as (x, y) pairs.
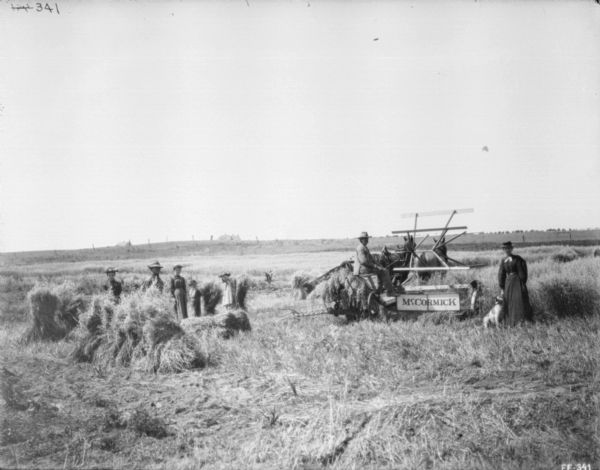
top-left (1, 0), bottom-right (599, 252)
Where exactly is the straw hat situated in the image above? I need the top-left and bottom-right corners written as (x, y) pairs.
top-left (173, 264), bottom-right (183, 270)
top-left (147, 261), bottom-right (163, 270)
top-left (105, 267), bottom-right (118, 274)
top-left (219, 272), bottom-right (231, 278)
top-left (358, 231), bottom-right (371, 239)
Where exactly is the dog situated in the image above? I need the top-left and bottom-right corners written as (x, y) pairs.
top-left (483, 296), bottom-right (504, 328)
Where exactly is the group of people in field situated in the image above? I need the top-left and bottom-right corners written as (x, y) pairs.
top-left (103, 262), bottom-right (237, 320)
top-left (354, 232), bottom-right (532, 326)
top-left (103, 234), bottom-right (532, 327)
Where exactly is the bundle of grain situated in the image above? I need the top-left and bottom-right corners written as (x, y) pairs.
top-left (72, 332), bottom-right (108, 363)
top-left (71, 295), bottom-right (116, 362)
top-left (72, 290), bottom-right (166, 365)
top-left (153, 334), bottom-right (206, 373)
top-left (181, 309), bottom-right (251, 339)
top-left (22, 282), bottom-right (89, 343)
top-left (235, 276), bottom-right (250, 310)
top-left (21, 286), bottom-right (63, 343)
top-left (72, 289), bottom-right (208, 373)
top-left (200, 281), bottom-right (223, 315)
top-left (85, 295), bottom-right (115, 334)
top-left (309, 266), bottom-right (374, 319)
top-left (532, 277), bottom-right (600, 318)
top-left (314, 265), bottom-right (353, 304)
top-left (52, 282), bottom-right (87, 332)
top-left (143, 315), bottom-right (183, 349)
top-left (551, 247), bottom-right (583, 264)
top-left (291, 272), bottom-right (312, 300)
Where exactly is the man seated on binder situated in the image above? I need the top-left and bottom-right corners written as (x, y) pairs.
top-left (354, 231), bottom-right (398, 296)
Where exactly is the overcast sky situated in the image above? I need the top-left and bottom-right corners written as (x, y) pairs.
top-left (1, 0), bottom-right (599, 252)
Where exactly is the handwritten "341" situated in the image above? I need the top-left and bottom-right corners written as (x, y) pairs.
top-left (11, 3), bottom-right (60, 14)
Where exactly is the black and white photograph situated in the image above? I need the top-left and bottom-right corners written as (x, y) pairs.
top-left (1, 1), bottom-right (599, 468)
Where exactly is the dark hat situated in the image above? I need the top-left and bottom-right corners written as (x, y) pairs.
top-left (219, 272), bottom-right (231, 278)
top-left (147, 261), bottom-right (163, 270)
top-left (189, 279), bottom-right (197, 286)
top-left (173, 264), bottom-right (183, 270)
top-left (501, 241), bottom-right (513, 249)
top-left (358, 231), bottom-right (371, 239)
top-left (105, 267), bottom-right (118, 274)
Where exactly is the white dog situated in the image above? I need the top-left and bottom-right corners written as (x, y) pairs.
top-left (483, 296), bottom-right (504, 328)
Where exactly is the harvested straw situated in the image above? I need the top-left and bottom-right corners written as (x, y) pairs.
top-left (235, 276), bottom-right (250, 310)
top-left (143, 315), bottom-right (183, 349)
top-left (22, 287), bottom-right (62, 343)
top-left (22, 282), bottom-right (88, 343)
top-left (181, 309), bottom-right (251, 339)
top-left (533, 277), bottom-right (600, 318)
top-left (309, 266), bottom-right (374, 319)
top-left (71, 295), bottom-right (115, 363)
top-left (291, 272), bottom-right (312, 300)
top-left (72, 290), bottom-right (207, 373)
top-left (52, 282), bottom-right (87, 331)
top-left (153, 334), bottom-right (206, 373)
top-left (200, 281), bottom-right (223, 315)
top-left (551, 247), bottom-right (584, 264)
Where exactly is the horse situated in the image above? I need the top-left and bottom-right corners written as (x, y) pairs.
top-left (401, 235), bottom-right (450, 281)
top-left (375, 244), bottom-right (412, 286)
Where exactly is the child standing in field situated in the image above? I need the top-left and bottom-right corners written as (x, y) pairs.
top-left (469, 280), bottom-right (481, 315)
top-left (104, 267), bottom-right (122, 303)
top-left (188, 280), bottom-right (202, 317)
top-left (220, 272), bottom-right (237, 310)
top-left (170, 265), bottom-right (188, 320)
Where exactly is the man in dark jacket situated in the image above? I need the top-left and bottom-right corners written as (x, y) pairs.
top-left (104, 267), bottom-right (122, 303)
top-left (354, 232), bottom-right (396, 296)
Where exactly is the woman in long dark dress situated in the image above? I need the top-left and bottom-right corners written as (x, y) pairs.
top-left (498, 241), bottom-right (532, 326)
top-left (170, 265), bottom-right (188, 320)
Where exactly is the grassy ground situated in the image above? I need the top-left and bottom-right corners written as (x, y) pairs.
top-left (1, 246), bottom-right (599, 469)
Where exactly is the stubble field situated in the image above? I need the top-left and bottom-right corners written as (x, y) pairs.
top-left (1, 244), bottom-right (599, 469)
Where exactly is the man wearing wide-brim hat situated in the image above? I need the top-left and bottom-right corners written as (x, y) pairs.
top-left (143, 261), bottom-right (165, 293)
top-left (354, 231), bottom-right (396, 296)
top-left (498, 241), bottom-right (532, 325)
top-left (103, 267), bottom-right (123, 302)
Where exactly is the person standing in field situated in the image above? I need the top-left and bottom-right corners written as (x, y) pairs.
top-left (104, 267), bottom-right (122, 303)
top-left (188, 280), bottom-right (202, 317)
top-left (170, 265), bottom-right (188, 320)
top-left (498, 241), bottom-right (532, 325)
top-left (354, 232), bottom-right (396, 296)
top-left (219, 272), bottom-right (237, 310)
top-left (143, 261), bottom-right (165, 292)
